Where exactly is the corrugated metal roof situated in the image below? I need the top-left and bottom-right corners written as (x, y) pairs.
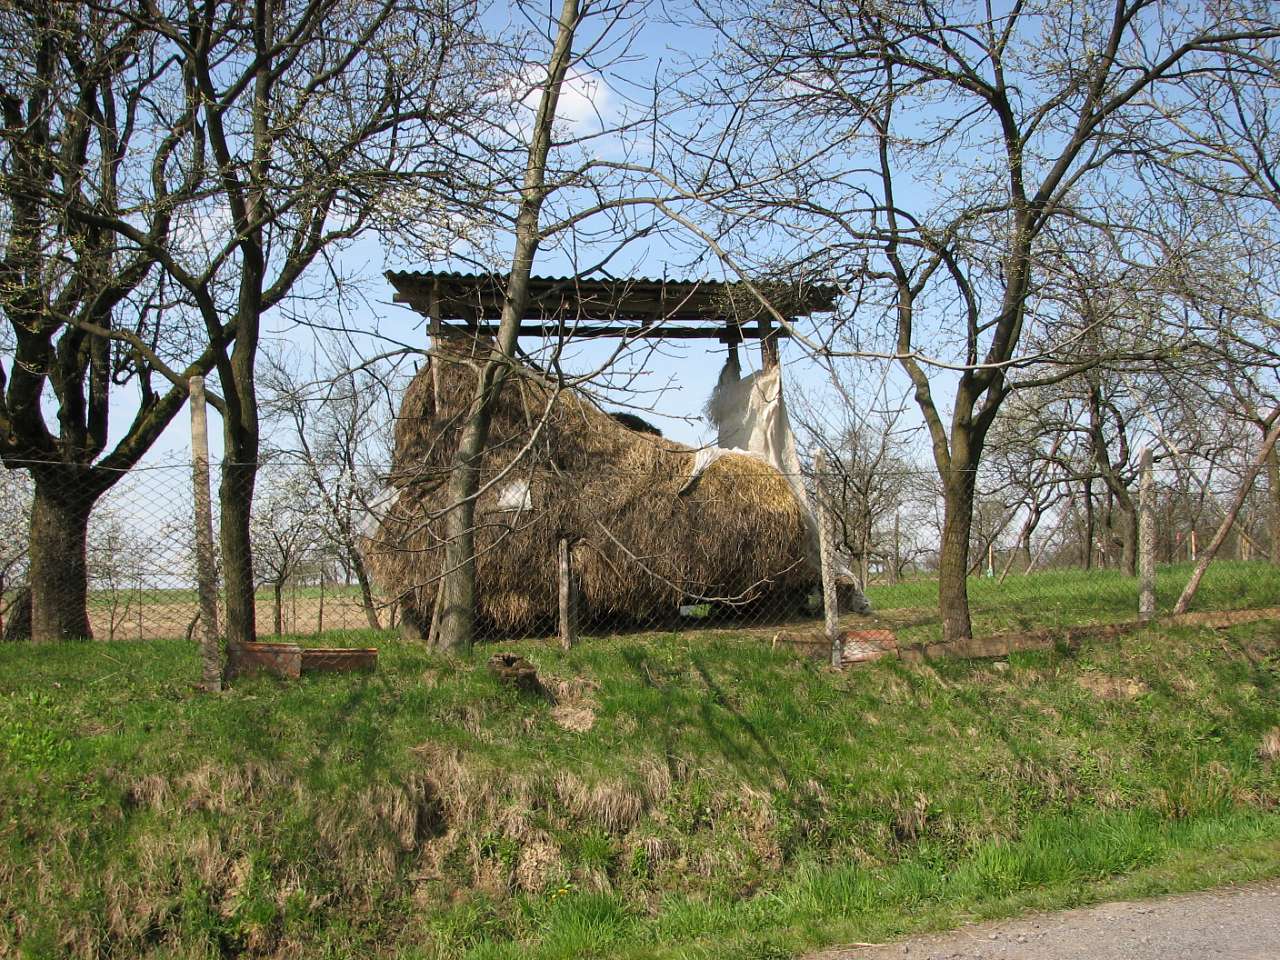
top-left (385, 270), bottom-right (841, 325)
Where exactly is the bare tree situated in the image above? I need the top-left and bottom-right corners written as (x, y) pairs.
top-left (432, 0), bottom-right (688, 652)
top-left (793, 373), bottom-right (927, 586)
top-left (0, 3), bottom-right (223, 641)
top-left (261, 342), bottom-right (402, 629)
top-left (251, 464), bottom-right (321, 636)
top-left (0, 467), bottom-right (32, 638)
top-left (685, 0), bottom-right (1278, 640)
top-left (57, 0), bottom-right (507, 653)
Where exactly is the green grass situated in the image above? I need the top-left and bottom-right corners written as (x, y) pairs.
top-left (864, 559), bottom-right (1280, 643)
top-left (2, 567), bottom-right (1279, 958)
top-left (3, 628), bottom-right (1279, 957)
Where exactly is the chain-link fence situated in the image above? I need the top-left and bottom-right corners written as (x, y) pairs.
top-left (2, 444), bottom-right (1279, 650)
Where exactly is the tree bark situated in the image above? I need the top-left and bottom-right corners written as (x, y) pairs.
top-left (1083, 477), bottom-right (1095, 570)
top-left (28, 478), bottom-right (95, 642)
top-left (220, 453), bottom-right (258, 648)
top-left (353, 559), bottom-right (381, 630)
top-left (272, 581), bottom-right (283, 636)
top-left (1118, 504), bottom-right (1137, 577)
top-left (1268, 445), bottom-right (1280, 565)
top-left (937, 465), bottom-right (977, 643)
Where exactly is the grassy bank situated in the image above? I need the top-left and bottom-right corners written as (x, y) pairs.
top-left (2, 590), bottom-right (1278, 957)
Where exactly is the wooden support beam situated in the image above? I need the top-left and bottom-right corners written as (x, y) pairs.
top-left (435, 322), bottom-right (791, 340)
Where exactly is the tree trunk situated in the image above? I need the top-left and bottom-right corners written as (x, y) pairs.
top-left (271, 581), bottom-right (283, 636)
top-left (1268, 445), bottom-right (1280, 565)
top-left (1019, 522), bottom-right (1034, 572)
top-left (354, 558), bottom-right (381, 630)
top-left (1119, 503), bottom-right (1137, 577)
top-left (891, 511), bottom-right (900, 585)
top-left (937, 467), bottom-right (977, 643)
top-left (433, 0), bottom-right (581, 653)
top-left (1083, 477), bottom-right (1094, 570)
top-left (436, 433), bottom-right (482, 652)
top-left (219, 447), bottom-right (258, 649)
top-left (28, 479), bottom-right (95, 642)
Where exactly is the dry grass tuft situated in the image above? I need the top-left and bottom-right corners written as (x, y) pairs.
top-left (515, 834), bottom-right (563, 892)
top-left (551, 701), bottom-right (597, 732)
top-left (1077, 673), bottom-right (1150, 701)
top-left (365, 345), bottom-right (816, 634)
top-left (553, 771), bottom-right (647, 832)
top-left (548, 674), bottom-right (601, 732)
top-left (126, 773), bottom-right (172, 812)
top-left (1260, 727), bottom-right (1280, 762)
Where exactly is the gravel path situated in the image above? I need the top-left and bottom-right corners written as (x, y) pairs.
top-left (809, 882), bottom-right (1280, 960)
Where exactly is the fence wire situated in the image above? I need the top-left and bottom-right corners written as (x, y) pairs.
top-left (1, 455), bottom-right (1278, 646)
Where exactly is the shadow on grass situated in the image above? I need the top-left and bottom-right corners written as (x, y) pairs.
top-left (617, 645), bottom-right (826, 832)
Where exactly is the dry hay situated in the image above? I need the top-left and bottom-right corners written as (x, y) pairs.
top-left (1077, 673), bottom-right (1150, 701)
top-left (366, 344), bottom-right (816, 635)
top-left (1261, 727), bottom-right (1280, 762)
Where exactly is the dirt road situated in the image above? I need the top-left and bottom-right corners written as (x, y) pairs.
top-left (810, 882), bottom-right (1280, 960)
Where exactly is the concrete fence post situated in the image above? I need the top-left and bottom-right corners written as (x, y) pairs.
top-left (190, 376), bottom-right (223, 691)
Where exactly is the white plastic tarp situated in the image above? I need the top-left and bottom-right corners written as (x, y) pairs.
top-left (698, 354), bottom-right (870, 611)
top-left (704, 356), bottom-right (809, 514)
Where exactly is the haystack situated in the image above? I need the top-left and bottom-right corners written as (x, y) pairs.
top-left (365, 346), bottom-right (818, 636)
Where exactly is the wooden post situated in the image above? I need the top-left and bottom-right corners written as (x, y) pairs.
top-left (814, 449), bottom-right (841, 668)
top-left (190, 376), bottom-right (223, 691)
top-left (758, 315), bottom-right (779, 371)
top-left (1190, 528), bottom-right (1198, 562)
top-left (558, 537), bottom-right (577, 650)
top-left (891, 510), bottom-right (900, 585)
top-left (1138, 447), bottom-right (1155, 622)
top-left (317, 576), bottom-right (324, 635)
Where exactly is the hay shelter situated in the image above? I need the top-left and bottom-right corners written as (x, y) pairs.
top-left (365, 345), bottom-right (821, 637)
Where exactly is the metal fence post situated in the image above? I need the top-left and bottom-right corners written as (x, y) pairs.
top-left (190, 376), bottom-right (223, 691)
top-left (814, 449), bottom-right (842, 668)
top-left (1139, 446), bottom-right (1155, 622)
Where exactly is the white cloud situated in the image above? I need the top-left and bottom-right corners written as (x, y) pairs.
top-left (507, 64), bottom-right (616, 141)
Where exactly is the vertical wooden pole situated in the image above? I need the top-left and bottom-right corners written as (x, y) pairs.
top-left (1138, 447), bottom-right (1155, 622)
top-left (814, 449), bottom-right (841, 669)
top-left (758, 315), bottom-right (779, 371)
top-left (558, 537), bottom-right (577, 650)
top-left (891, 510), bottom-right (900, 585)
top-left (190, 376), bottom-right (223, 691)
top-left (1190, 528), bottom-right (1198, 562)
top-left (317, 575), bottom-right (324, 635)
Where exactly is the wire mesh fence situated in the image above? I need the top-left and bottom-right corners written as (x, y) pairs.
top-left (1, 453), bottom-right (1278, 646)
